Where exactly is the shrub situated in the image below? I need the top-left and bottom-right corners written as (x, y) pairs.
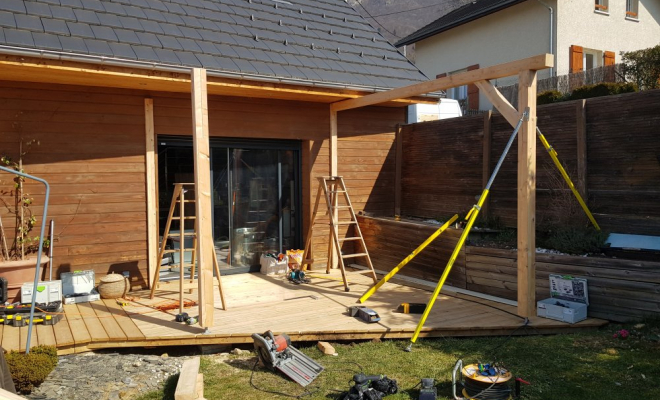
top-left (537, 90), bottom-right (565, 105)
top-left (539, 226), bottom-right (608, 255)
top-left (6, 345), bottom-right (58, 394)
top-left (622, 44), bottom-right (660, 90)
top-left (569, 82), bottom-right (638, 100)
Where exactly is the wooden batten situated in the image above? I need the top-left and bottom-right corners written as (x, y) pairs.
top-left (191, 68), bottom-right (214, 329)
top-left (516, 70), bottom-right (538, 317)
top-left (144, 98), bottom-right (158, 289)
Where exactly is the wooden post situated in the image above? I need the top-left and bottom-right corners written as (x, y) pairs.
top-left (517, 70), bottom-right (537, 318)
top-left (329, 108), bottom-right (338, 269)
top-left (481, 111), bottom-right (492, 219)
top-left (576, 99), bottom-right (588, 199)
top-left (394, 124), bottom-right (403, 217)
top-left (191, 68), bottom-right (214, 329)
top-left (144, 98), bottom-right (158, 289)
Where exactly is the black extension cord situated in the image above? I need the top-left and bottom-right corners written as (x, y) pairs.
top-left (462, 375), bottom-right (512, 400)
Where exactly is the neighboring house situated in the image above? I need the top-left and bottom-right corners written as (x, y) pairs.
top-left (0, 0), bottom-right (429, 290)
top-left (395, 0), bottom-right (660, 110)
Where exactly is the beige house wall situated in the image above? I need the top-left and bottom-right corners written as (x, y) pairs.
top-left (411, 0), bottom-right (659, 110)
top-left (556, 0), bottom-right (660, 74)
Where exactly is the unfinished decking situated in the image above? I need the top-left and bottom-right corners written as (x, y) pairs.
top-left (0, 269), bottom-right (606, 354)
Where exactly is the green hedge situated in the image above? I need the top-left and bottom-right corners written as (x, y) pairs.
top-left (6, 345), bottom-right (58, 394)
top-left (569, 82), bottom-right (638, 100)
top-left (537, 82), bottom-right (638, 105)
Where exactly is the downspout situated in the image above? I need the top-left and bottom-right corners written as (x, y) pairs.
top-left (536, 0), bottom-right (554, 77)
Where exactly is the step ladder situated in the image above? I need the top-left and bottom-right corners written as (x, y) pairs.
top-left (149, 183), bottom-right (227, 313)
top-left (301, 176), bottom-right (378, 292)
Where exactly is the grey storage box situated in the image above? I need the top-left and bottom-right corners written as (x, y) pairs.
top-left (537, 274), bottom-right (588, 324)
top-left (21, 280), bottom-right (62, 304)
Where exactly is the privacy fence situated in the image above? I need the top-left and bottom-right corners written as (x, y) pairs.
top-left (395, 89), bottom-right (660, 235)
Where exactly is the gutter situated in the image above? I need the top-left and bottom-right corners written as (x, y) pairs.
top-left (536, 0), bottom-right (554, 77)
top-left (0, 44), bottom-right (439, 98)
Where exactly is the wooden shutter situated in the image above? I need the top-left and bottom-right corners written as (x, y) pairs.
top-left (604, 51), bottom-right (615, 66)
top-left (467, 64), bottom-right (480, 110)
top-left (570, 45), bottom-right (583, 73)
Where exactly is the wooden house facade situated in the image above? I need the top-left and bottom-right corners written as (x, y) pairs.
top-left (0, 0), bottom-right (430, 297)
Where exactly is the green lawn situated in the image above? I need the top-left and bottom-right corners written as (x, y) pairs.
top-left (137, 321), bottom-right (660, 400)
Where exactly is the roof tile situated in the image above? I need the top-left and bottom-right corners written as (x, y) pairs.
top-left (140, 19), bottom-right (165, 34)
top-left (67, 22), bottom-right (95, 39)
top-left (73, 9), bottom-right (101, 25)
top-left (153, 47), bottom-right (180, 64)
top-left (118, 16), bottom-right (143, 31)
top-left (83, 38), bottom-right (114, 56)
top-left (0, 12), bottom-right (16, 29)
top-left (42, 18), bottom-right (69, 35)
top-left (96, 13), bottom-right (122, 28)
top-left (50, 6), bottom-right (77, 22)
top-left (114, 29), bottom-right (140, 45)
top-left (81, 0), bottom-right (106, 12)
top-left (0, 0), bottom-right (27, 13)
top-left (25, 2), bottom-right (53, 18)
top-left (91, 25), bottom-right (118, 41)
top-left (60, 0), bottom-right (83, 8)
top-left (136, 32), bottom-right (161, 48)
top-left (102, 2), bottom-right (126, 16)
top-left (157, 35), bottom-right (183, 50)
top-left (132, 45), bottom-right (160, 62)
top-left (32, 32), bottom-right (61, 50)
top-left (59, 36), bottom-right (88, 53)
top-left (109, 42), bottom-right (137, 59)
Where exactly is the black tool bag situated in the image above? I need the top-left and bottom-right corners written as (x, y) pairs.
top-left (340, 375), bottom-right (398, 400)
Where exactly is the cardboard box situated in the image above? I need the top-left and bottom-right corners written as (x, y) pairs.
top-left (537, 274), bottom-right (588, 324)
top-left (21, 280), bottom-right (62, 304)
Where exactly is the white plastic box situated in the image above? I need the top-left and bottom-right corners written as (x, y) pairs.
top-left (61, 270), bottom-right (100, 304)
top-left (21, 280), bottom-right (62, 304)
top-left (537, 274), bottom-right (589, 324)
top-left (260, 255), bottom-right (288, 275)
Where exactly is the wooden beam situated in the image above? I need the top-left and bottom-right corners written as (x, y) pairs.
top-left (481, 111), bottom-right (492, 219)
top-left (0, 55), bottom-right (434, 105)
top-left (191, 68), bottom-right (214, 329)
top-left (175, 357), bottom-right (201, 400)
top-left (394, 124), bottom-right (403, 217)
top-left (474, 80), bottom-right (519, 126)
top-left (517, 70), bottom-right (538, 318)
top-left (331, 54), bottom-right (553, 112)
top-left (576, 99), bottom-right (588, 198)
top-left (329, 108), bottom-right (339, 270)
top-left (144, 98), bottom-right (158, 289)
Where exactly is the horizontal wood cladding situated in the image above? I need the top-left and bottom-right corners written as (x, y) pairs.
top-left (465, 246), bottom-right (660, 322)
top-left (0, 81), bottom-right (149, 288)
top-left (1, 80), bottom-right (403, 286)
top-left (400, 89), bottom-right (660, 235)
top-left (357, 216), bottom-right (467, 289)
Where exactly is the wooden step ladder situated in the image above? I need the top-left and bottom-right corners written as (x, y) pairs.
top-left (149, 183), bottom-right (227, 313)
top-left (301, 176), bottom-right (378, 292)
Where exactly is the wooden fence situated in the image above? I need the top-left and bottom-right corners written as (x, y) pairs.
top-left (396, 89), bottom-right (660, 235)
top-left (359, 216), bottom-right (660, 322)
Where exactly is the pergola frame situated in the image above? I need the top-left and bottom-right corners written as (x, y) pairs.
top-left (327, 54), bottom-right (553, 317)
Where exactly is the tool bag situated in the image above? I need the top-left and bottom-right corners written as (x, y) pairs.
top-left (339, 374), bottom-right (398, 400)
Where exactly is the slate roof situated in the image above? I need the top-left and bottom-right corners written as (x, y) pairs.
top-left (0, 0), bottom-right (429, 90)
top-left (395, 0), bottom-right (526, 47)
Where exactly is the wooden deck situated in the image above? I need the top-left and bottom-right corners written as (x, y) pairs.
top-left (0, 269), bottom-right (607, 355)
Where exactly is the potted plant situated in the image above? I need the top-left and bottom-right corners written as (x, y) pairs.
top-left (0, 139), bottom-right (49, 302)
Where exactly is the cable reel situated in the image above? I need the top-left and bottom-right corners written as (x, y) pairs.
top-left (452, 360), bottom-right (514, 400)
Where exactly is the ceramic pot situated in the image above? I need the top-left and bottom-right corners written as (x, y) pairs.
top-left (0, 256), bottom-right (50, 303)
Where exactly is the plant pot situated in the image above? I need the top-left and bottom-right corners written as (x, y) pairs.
top-left (0, 256), bottom-right (50, 303)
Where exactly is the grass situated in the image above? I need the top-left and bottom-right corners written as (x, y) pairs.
top-left (135, 321), bottom-right (660, 400)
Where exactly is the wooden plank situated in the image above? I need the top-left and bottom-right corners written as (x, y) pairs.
top-left (76, 303), bottom-right (110, 342)
top-left (145, 98), bottom-right (158, 289)
top-left (394, 124), bottom-right (403, 216)
top-left (482, 111), bottom-right (492, 218)
top-left (103, 299), bottom-right (146, 340)
top-left (175, 357), bottom-right (201, 400)
top-left (2, 325), bottom-right (19, 352)
top-left (191, 68), bottom-right (214, 329)
top-left (90, 301), bottom-right (128, 341)
top-left (576, 99), bottom-right (587, 198)
top-left (53, 307), bottom-right (78, 348)
top-left (331, 54), bottom-right (553, 112)
top-left (517, 70), bottom-right (538, 318)
top-left (35, 324), bottom-right (57, 347)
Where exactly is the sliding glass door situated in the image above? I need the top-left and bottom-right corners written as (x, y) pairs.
top-left (158, 138), bottom-right (300, 274)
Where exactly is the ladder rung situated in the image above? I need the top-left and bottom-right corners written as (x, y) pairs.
top-left (181, 200), bottom-right (196, 203)
top-left (328, 190), bottom-right (347, 193)
top-left (335, 221), bottom-right (357, 225)
top-left (338, 237), bottom-right (362, 242)
top-left (171, 232), bottom-right (196, 236)
top-left (163, 249), bottom-right (195, 254)
top-left (341, 253), bottom-right (368, 259)
top-left (330, 205), bottom-right (351, 209)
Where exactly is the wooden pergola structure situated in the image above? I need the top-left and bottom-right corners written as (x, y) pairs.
top-left (145, 53), bottom-right (553, 329)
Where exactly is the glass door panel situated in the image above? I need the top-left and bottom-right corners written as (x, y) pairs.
top-left (229, 149), bottom-right (279, 269)
top-left (211, 148), bottom-right (231, 270)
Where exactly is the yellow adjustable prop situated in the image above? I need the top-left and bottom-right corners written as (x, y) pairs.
top-left (405, 110), bottom-right (528, 352)
top-left (359, 214), bottom-right (458, 304)
top-left (536, 128), bottom-right (600, 230)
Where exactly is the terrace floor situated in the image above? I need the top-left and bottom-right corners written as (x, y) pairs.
top-left (0, 269), bottom-right (607, 355)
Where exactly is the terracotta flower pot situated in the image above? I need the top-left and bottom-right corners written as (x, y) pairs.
top-left (0, 256), bottom-right (50, 303)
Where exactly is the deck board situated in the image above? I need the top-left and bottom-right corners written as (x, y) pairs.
top-left (0, 269), bottom-right (607, 354)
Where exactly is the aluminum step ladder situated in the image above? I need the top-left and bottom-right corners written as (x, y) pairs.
top-left (301, 176), bottom-right (378, 292)
top-left (149, 183), bottom-right (227, 312)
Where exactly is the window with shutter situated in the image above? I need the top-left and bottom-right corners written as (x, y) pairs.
top-left (570, 45), bottom-right (583, 73)
top-left (626, 0), bottom-right (639, 19)
top-left (595, 0), bottom-right (609, 13)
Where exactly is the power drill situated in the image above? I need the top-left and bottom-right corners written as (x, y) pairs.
top-left (418, 378), bottom-right (437, 400)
